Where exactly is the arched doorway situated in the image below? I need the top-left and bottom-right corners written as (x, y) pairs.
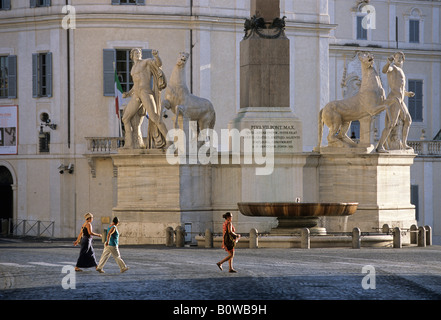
top-left (0, 165), bottom-right (13, 234)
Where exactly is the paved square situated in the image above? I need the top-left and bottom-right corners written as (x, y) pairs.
top-left (1, 238), bottom-right (441, 306)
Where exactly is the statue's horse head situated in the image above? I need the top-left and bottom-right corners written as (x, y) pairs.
top-left (357, 51), bottom-right (375, 69)
top-left (176, 52), bottom-right (190, 67)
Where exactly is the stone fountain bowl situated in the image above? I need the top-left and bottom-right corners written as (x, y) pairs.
top-left (237, 202), bottom-right (358, 217)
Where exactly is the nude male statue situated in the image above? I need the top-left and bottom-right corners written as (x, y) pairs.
top-left (376, 52), bottom-right (414, 153)
top-left (122, 48), bottom-right (168, 148)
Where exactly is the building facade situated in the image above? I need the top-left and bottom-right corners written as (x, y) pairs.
top-left (0, 0), bottom-right (440, 243)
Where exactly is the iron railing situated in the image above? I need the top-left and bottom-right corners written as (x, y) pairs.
top-left (1, 219), bottom-right (55, 238)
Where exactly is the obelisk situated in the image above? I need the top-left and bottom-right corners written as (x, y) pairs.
top-left (230, 0), bottom-right (302, 153)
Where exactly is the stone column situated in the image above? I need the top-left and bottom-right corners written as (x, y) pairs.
top-left (205, 228), bottom-right (213, 248)
top-left (301, 228), bottom-right (310, 249)
top-left (249, 228), bottom-right (259, 248)
top-left (352, 227), bottom-right (361, 249)
top-left (165, 227), bottom-right (174, 247)
top-left (175, 226), bottom-right (185, 247)
top-left (418, 226), bottom-right (426, 247)
top-left (393, 227), bottom-right (402, 249)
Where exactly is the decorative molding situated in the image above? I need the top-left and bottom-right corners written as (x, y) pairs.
top-left (243, 15), bottom-right (287, 40)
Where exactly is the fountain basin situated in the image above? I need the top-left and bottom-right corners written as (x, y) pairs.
top-left (237, 202), bottom-right (358, 217)
top-left (237, 202), bottom-right (358, 234)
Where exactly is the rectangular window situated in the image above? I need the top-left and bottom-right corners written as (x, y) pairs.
top-left (408, 79), bottom-right (423, 122)
top-left (0, 0), bottom-right (12, 10)
top-left (103, 48), bottom-right (152, 96)
top-left (116, 49), bottom-right (134, 93)
top-left (0, 56), bottom-right (8, 98)
top-left (409, 19), bottom-right (419, 43)
top-left (39, 131), bottom-right (50, 153)
top-left (32, 52), bottom-right (52, 98)
top-left (111, 0), bottom-right (145, 5)
top-left (0, 55), bottom-right (17, 99)
top-left (30, 0), bottom-right (51, 7)
top-left (356, 15), bottom-right (367, 40)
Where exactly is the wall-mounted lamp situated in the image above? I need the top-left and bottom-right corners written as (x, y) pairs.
top-left (40, 112), bottom-right (57, 130)
top-left (58, 163), bottom-right (74, 174)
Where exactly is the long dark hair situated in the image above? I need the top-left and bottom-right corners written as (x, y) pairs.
top-left (222, 212), bottom-right (232, 219)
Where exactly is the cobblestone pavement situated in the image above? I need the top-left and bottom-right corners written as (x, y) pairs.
top-left (1, 238), bottom-right (441, 315)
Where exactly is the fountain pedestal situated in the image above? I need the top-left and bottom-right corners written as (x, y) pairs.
top-left (318, 152), bottom-right (417, 236)
top-left (274, 217), bottom-right (326, 235)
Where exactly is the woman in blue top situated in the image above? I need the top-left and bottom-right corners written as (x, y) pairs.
top-left (96, 217), bottom-right (128, 273)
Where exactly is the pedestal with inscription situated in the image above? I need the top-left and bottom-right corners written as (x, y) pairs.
top-left (229, 12), bottom-right (302, 154)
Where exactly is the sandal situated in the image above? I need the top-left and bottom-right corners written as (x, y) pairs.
top-left (216, 262), bottom-right (223, 271)
top-left (229, 269), bottom-right (237, 273)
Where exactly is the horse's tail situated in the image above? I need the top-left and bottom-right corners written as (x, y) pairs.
top-left (317, 108), bottom-right (324, 150)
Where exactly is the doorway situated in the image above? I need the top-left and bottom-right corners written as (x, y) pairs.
top-left (0, 165), bottom-right (13, 234)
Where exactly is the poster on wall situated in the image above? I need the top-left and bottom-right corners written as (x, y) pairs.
top-left (0, 105), bottom-right (18, 155)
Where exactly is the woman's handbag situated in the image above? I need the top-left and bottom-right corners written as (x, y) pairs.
top-left (224, 224), bottom-right (236, 250)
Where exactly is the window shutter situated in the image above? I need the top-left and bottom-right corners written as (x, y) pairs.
top-left (142, 49), bottom-right (152, 59)
top-left (103, 49), bottom-right (116, 96)
top-left (45, 0), bottom-right (51, 6)
top-left (410, 20), bottom-right (419, 43)
top-left (357, 16), bottom-right (367, 40)
top-left (136, 0), bottom-right (145, 5)
top-left (408, 80), bottom-right (423, 122)
top-left (30, 0), bottom-right (36, 8)
top-left (46, 52), bottom-right (52, 97)
top-left (32, 53), bottom-right (38, 97)
top-left (414, 80), bottom-right (423, 121)
top-left (2, 0), bottom-right (11, 10)
top-left (7, 55), bottom-right (17, 99)
top-left (111, 0), bottom-right (120, 5)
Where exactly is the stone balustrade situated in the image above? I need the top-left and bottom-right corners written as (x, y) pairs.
top-left (408, 140), bottom-right (441, 156)
top-left (85, 137), bottom-right (124, 154)
top-left (84, 137), bottom-right (441, 156)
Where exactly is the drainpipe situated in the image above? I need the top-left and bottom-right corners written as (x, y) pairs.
top-left (190, 0), bottom-right (193, 93)
top-left (66, 0), bottom-right (71, 149)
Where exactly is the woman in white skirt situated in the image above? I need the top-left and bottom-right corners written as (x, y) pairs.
top-left (96, 217), bottom-right (129, 273)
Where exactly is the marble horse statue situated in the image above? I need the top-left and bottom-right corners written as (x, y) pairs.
top-left (162, 52), bottom-right (216, 143)
top-left (317, 52), bottom-right (386, 149)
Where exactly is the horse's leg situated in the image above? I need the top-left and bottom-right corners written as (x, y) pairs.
top-left (325, 111), bottom-right (342, 145)
top-left (339, 121), bottom-right (357, 146)
top-left (327, 124), bottom-right (340, 144)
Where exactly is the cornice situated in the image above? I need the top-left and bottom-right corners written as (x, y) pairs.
top-left (0, 13), bottom-right (337, 34)
top-left (330, 44), bottom-right (441, 59)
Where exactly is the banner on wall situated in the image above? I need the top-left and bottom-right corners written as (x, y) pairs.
top-left (0, 105), bottom-right (18, 155)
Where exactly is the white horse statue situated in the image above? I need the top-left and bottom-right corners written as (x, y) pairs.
top-left (162, 52), bottom-right (216, 137)
top-left (317, 52), bottom-right (386, 149)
